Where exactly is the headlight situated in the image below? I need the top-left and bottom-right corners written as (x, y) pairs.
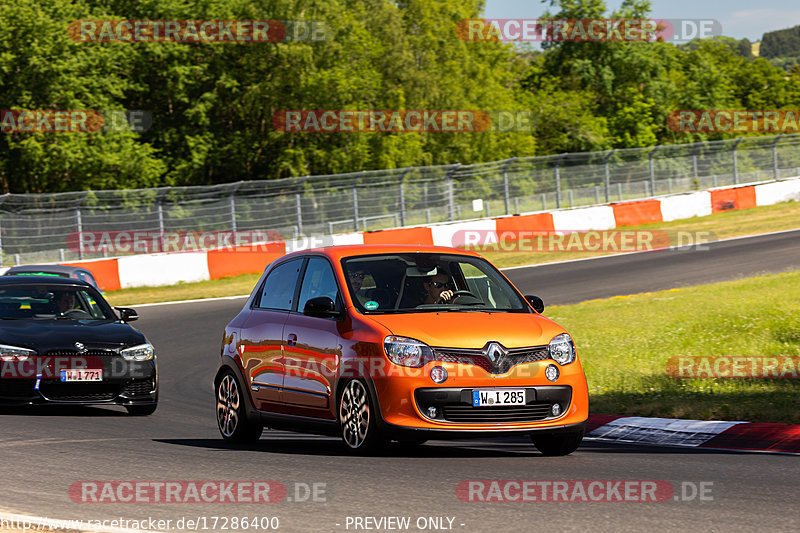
top-left (384, 336), bottom-right (433, 368)
top-left (548, 333), bottom-right (575, 365)
top-left (120, 343), bottom-right (154, 361)
top-left (0, 344), bottom-right (35, 361)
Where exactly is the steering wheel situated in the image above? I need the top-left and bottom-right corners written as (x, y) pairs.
top-left (63, 309), bottom-right (92, 319)
top-left (438, 290), bottom-right (481, 304)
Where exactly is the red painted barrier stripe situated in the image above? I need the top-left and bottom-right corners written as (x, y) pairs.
top-left (699, 423), bottom-right (800, 453)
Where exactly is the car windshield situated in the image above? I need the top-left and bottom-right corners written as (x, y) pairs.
top-left (342, 253), bottom-right (528, 314)
top-left (0, 285), bottom-right (116, 320)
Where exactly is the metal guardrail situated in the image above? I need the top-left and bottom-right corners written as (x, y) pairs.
top-left (1, 133), bottom-right (799, 265)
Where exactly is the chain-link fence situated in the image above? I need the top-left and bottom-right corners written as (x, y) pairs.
top-left (2, 133), bottom-right (799, 265)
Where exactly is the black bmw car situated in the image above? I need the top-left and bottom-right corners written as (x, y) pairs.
top-left (0, 277), bottom-right (157, 415)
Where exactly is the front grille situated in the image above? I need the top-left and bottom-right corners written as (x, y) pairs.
top-left (442, 403), bottom-right (553, 423)
top-left (121, 379), bottom-right (155, 397)
top-left (432, 345), bottom-right (550, 374)
top-left (38, 382), bottom-right (119, 402)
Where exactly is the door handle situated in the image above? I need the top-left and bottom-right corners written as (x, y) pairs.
top-left (287, 333), bottom-right (297, 347)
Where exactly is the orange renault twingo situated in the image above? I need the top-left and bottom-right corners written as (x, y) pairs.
top-left (215, 245), bottom-right (588, 455)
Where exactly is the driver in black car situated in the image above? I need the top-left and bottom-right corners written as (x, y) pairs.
top-left (54, 291), bottom-right (76, 314)
top-left (423, 272), bottom-right (454, 304)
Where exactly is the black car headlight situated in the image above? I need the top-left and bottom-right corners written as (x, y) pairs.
top-left (0, 344), bottom-right (35, 361)
top-left (120, 343), bottom-right (154, 361)
top-left (548, 333), bottom-right (576, 365)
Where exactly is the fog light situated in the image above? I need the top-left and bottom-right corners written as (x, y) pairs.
top-left (545, 364), bottom-right (559, 382)
top-left (427, 406), bottom-right (438, 418)
top-left (430, 366), bottom-right (448, 383)
top-left (551, 403), bottom-right (561, 416)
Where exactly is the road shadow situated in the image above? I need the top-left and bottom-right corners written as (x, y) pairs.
top-left (0, 404), bottom-right (127, 417)
top-left (154, 436), bottom-right (544, 458)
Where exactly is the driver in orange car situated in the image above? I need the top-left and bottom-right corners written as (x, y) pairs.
top-left (423, 271), bottom-right (454, 304)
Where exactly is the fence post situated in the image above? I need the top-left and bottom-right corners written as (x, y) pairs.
top-left (691, 142), bottom-right (701, 186)
top-left (229, 195), bottom-right (237, 233)
top-left (502, 157), bottom-right (515, 215)
top-left (603, 149), bottom-right (615, 203)
top-left (399, 168), bottom-right (411, 226)
top-left (772, 134), bottom-right (784, 180)
top-left (732, 138), bottom-right (743, 184)
top-left (445, 163), bottom-right (460, 221)
top-left (295, 178), bottom-right (306, 236)
top-left (554, 157), bottom-right (562, 209)
top-left (649, 145), bottom-right (660, 196)
top-left (352, 174), bottom-right (361, 232)
top-left (75, 207), bottom-right (83, 260)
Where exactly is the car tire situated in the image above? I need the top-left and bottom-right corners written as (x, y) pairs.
top-left (216, 371), bottom-right (263, 442)
top-left (531, 430), bottom-right (584, 456)
top-left (125, 404), bottom-right (157, 416)
top-left (338, 379), bottom-right (384, 454)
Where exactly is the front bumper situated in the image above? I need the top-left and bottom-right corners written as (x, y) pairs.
top-left (369, 358), bottom-right (589, 434)
top-left (0, 357), bottom-right (157, 406)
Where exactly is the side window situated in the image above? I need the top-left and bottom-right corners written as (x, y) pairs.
top-left (256, 259), bottom-right (303, 310)
top-left (297, 257), bottom-right (340, 314)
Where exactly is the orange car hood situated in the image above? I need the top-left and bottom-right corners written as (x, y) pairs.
top-left (364, 311), bottom-right (561, 349)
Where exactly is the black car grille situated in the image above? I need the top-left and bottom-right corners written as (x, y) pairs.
top-left (38, 382), bottom-right (119, 402)
top-left (442, 403), bottom-right (553, 423)
top-left (431, 345), bottom-right (550, 374)
top-left (121, 379), bottom-right (155, 397)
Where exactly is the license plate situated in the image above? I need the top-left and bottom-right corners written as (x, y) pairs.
top-left (472, 388), bottom-right (525, 406)
top-left (60, 369), bottom-right (103, 382)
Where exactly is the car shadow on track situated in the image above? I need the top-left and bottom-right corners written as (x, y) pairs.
top-left (153, 436), bottom-right (545, 458)
top-left (0, 405), bottom-right (126, 417)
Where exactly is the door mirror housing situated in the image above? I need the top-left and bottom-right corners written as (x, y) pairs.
top-left (115, 307), bottom-right (139, 322)
top-left (303, 296), bottom-right (340, 319)
top-left (525, 295), bottom-right (545, 314)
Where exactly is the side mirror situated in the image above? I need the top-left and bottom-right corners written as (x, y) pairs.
top-left (303, 296), bottom-right (340, 319)
top-left (525, 295), bottom-right (545, 314)
top-left (115, 307), bottom-right (139, 322)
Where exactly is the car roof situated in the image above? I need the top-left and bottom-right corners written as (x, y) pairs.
top-left (280, 244), bottom-right (482, 263)
top-left (0, 275), bottom-right (93, 288)
top-left (4, 265), bottom-right (91, 276)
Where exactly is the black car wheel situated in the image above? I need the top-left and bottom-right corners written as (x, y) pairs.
top-left (216, 372), bottom-right (263, 442)
top-left (339, 379), bottom-right (383, 453)
top-left (531, 430), bottom-right (584, 456)
top-left (125, 404), bottom-right (157, 416)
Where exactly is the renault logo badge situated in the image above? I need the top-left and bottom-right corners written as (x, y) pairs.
top-left (485, 342), bottom-right (507, 363)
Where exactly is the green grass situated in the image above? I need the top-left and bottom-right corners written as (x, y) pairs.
top-left (106, 273), bottom-right (261, 307)
top-left (547, 271), bottom-right (800, 423)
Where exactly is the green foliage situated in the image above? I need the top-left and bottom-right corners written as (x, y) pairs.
top-left (760, 24), bottom-right (800, 59)
top-left (2, 0), bottom-right (800, 193)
